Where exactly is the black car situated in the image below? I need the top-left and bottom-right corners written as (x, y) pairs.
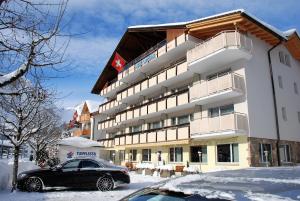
top-left (120, 168), bottom-right (300, 201)
top-left (17, 158), bottom-right (130, 192)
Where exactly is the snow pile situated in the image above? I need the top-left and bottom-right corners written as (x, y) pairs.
top-left (183, 166), bottom-right (199, 173)
top-left (58, 137), bottom-right (103, 148)
top-left (0, 161), bottom-right (10, 190)
top-left (136, 163), bottom-right (155, 169)
top-left (155, 164), bottom-right (174, 171)
top-left (0, 159), bottom-right (39, 190)
top-left (160, 174), bottom-right (235, 200)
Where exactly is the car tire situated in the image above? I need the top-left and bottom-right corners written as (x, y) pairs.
top-left (25, 177), bottom-right (43, 192)
top-left (96, 176), bottom-right (114, 191)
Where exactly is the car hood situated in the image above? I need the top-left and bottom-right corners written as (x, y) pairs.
top-left (19, 168), bottom-right (51, 175)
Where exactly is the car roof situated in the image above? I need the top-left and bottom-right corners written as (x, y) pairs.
top-left (157, 167), bottom-right (300, 200)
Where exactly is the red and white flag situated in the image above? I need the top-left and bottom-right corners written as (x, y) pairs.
top-left (73, 111), bottom-right (78, 120)
top-left (111, 52), bottom-right (126, 72)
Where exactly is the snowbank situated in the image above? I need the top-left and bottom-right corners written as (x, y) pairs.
top-left (136, 163), bottom-right (155, 169)
top-left (183, 166), bottom-right (199, 173)
top-left (0, 159), bottom-right (39, 190)
top-left (156, 164), bottom-right (174, 171)
top-left (0, 161), bottom-right (10, 190)
top-left (58, 137), bottom-right (103, 148)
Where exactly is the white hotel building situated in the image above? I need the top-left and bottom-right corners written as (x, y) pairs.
top-left (91, 10), bottom-right (300, 171)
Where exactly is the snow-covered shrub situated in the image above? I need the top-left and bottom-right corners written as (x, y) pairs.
top-left (183, 166), bottom-right (200, 173)
top-left (156, 164), bottom-right (174, 171)
top-left (136, 163), bottom-right (155, 169)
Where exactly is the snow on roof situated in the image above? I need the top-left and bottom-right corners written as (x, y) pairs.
top-left (74, 100), bottom-right (102, 115)
top-left (58, 137), bottom-right (103, 148)
top-left (129, 9), bottom-right (293, 40)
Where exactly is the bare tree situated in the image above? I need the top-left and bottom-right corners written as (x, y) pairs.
top-left (0, 79), bottom-right (55, 191)
top-left (0, 0), bottom-right (69, 89)
top-left (28, 108), bottom-right (63, 165)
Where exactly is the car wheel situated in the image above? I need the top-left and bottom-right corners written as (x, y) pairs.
top-left (96, 176), bottom-right (114, 191)
top-left (25, 177), bottom-right (43, 192)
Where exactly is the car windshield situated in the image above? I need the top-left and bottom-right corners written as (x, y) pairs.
top-left (126, 189), bottom-right (227, 201)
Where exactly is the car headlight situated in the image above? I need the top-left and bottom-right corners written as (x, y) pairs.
top-left (18, 173), bottom-right (27, 179)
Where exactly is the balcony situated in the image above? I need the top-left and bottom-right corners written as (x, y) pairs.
top-left (189, 73), bottom-right (244, 105)
top-left (79, 114), bottom-right (90, 122)
top-left (190, 113), bottom-right (248, 139)
top-left (115, 90), bottom-right (191, 125)
top-left (119, 34), bottom-right (199, 84)
top-left (100, 79), bottom-right (127, 98)
top-left (119, 62), bottom-right (194, 104)
top-left (99, 99), bottom-right (125, 115)
top-left (73, 129), bottom-right (91, 138)
top-left (114, 125), bottom-right (190, 146)
top-left (187, 31), bottom-right (252, 74)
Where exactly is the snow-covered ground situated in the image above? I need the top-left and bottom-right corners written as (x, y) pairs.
top-left (0, 172), bottom-right (166, 201)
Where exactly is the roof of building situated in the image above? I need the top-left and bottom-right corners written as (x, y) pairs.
top-left (91, 9), bottom-right (300, 94)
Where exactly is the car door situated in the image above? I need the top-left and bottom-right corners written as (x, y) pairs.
top-left (57, 159), bottom-right (81, 187)
top-left (76, 160), bottom-right (103, 188)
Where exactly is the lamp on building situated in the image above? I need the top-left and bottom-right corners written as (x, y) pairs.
top-left (198, 151), bottom-right (202, 173)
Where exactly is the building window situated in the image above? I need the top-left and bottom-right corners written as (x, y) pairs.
top-left (294, 82), bottom-right (298, 94)
top-left (217, 143), bottom-right (239, 163)
top-left (190, 146), bottom-right (207, 163)
top-left (169, 147), bottom-right (183, 162)
top-left (142, 149), bottom-right (151, 162)
top-left (279, 145), bottom-right (291, 163)
top-left (298, 112), bottom-right (300, 124)
top-left (259, 144), bottom-right (272, 163)
top-left (149, 121), bottom-right (163, 130)
top-left (279, 51), bottom-right (291, 67)
top-left (285, 54), bottom-right (291, 67)
top-left (171, 117), bottom-right (176, 126)
top-left (282, 107), bottom-right (287, 121)
top-left (178, 115), bottom-right (189, 125)
top-left (109, 150), bottom-right (116, 161)
top-left (119, 150), bottom-right (125, 162)
top-left (279, 51), bottom-right (285, 64)
top-left (209, 104), bottom-right (234, 117)
top-left (207, 69), bottom-right (231, 80)
top-left (278, 76), bottom-right (283, 89)
top-left (129, 149), bottom-right (137, 161)
top-left (130, 125), bottom-right (142, 133)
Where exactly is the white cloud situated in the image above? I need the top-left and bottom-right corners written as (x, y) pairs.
top-left (65, 36), bottom-right (118, 74)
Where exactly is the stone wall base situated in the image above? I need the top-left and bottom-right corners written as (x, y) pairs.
top-left (248, 137), bottom-right (300, 167)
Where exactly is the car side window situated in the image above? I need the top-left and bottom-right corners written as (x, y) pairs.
top-left (62, 160), bottom-right (80, 169)
top-left (80, 160), bottom-right (100, 168)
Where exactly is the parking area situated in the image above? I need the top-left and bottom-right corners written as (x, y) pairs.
top-left (0, 172), bottom-right (166, 201)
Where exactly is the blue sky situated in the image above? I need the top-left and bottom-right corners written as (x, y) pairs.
top-left (51, 0), bottom-right (300, 108)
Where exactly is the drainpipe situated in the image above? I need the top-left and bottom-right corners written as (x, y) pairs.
top-left (267, 41), bottom-right (282, 166)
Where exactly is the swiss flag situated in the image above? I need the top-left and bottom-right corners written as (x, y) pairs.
top-left (73, 111), bottom-right (78, 121)
top-left (111, 53), bottom-right (126, 72)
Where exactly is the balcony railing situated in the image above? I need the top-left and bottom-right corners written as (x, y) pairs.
top-left (190, 113), bottom-right (248, 138)
top-left (115, 90), bottom-right (189, 124)
top-left (73, 129), bottom-right (91, 137)
top-left (79, 114), bottom-right (90, 122)
top-left (190, 73), bottom-right (244, 101)
top-left (187, 31), bottom-right (252, 65)
top-left (113, 124), bottom-right (190, 146)
top-left (117, 62), bottom-right (188, 103)
top-left (118, 34), bottom-right (193, 81)
top-left (100, 79), bottom-right (122, 97)
top-left (99, 99), bottom-right (121, 114)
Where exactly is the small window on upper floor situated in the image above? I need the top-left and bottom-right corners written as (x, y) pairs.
top-left (279, 51), bottom-right (285, 64)
top-left (282, 107), bottom-right (287, 121)
top-left (279, 51), bottom-right (291, 67)
top-left (278, 76), bottom-right (283, 89)
top-left (285, 54), bottom-right (291, 67)
top-left (294, 82), bottom-right (298, 95)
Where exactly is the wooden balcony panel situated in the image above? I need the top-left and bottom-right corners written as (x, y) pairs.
top-left (167, 129), bottom-right (177, 141)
